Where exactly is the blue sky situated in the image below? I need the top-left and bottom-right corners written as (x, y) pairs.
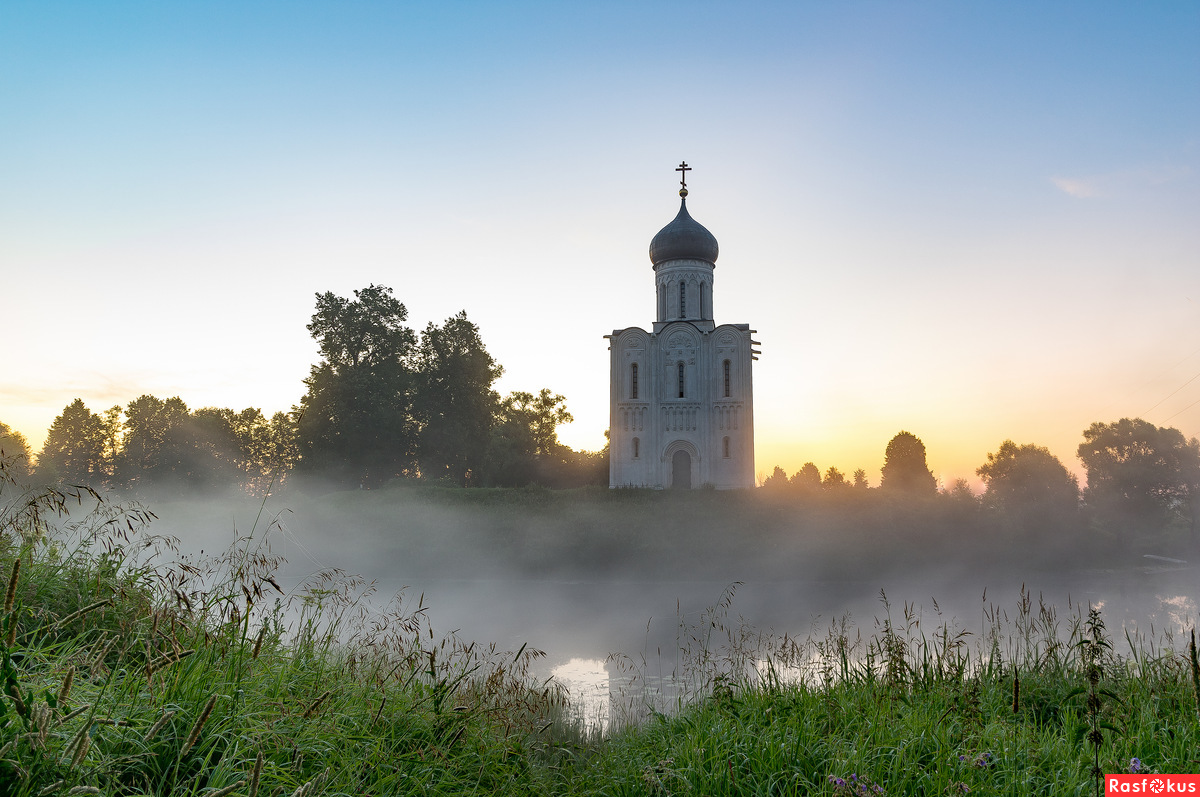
top-left (3, 1), bottom-right (1198, 485)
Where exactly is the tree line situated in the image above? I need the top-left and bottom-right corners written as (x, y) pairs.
top-left (762, 423), bottom-right (1200, 545)
top-left (2, 285), bottom-right (605, 494)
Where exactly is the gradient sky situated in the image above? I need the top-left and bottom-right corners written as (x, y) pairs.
top-left (3, 1), bottom-right (1198, 488)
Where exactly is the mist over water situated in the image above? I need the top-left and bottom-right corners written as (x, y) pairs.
top-left (146, 484), bottom-right (1197, 721)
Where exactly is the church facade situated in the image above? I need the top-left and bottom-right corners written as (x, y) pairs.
top-left (606, 166), bottom-right (757, 489)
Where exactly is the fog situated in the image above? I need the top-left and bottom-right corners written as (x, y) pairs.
top-left (144, 484), bottom-right (1197, 721)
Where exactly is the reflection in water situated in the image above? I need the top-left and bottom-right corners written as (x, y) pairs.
top-left (550, 658), bottom-right (609, 730)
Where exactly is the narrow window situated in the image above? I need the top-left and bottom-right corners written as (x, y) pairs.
top-left (679, 281), bottom-right (686, 317)
top-left (723, 360), bottom-right (731, 398)
top-left (631, 363), bottom-right (638, 399)
top-left (678, 361), bottom-right (685, 398)
top-left (700, 282), bottom-right (708, 318)
top-left (633, 437), bottom-right (640, 459)
top-left (723, 436), bottom-right (731, 458)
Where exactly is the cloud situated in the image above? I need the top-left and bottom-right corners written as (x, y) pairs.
top-left (1051, 176), bottom-right (1104, 198)
top-left (1051, 164), bottom-right (1191, 199)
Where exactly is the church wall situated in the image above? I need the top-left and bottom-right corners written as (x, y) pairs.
top-left (608, 320), bottom-right (755, 489)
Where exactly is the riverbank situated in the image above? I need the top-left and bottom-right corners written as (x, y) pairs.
top-left (3, 482), bottom-right (1199, 794)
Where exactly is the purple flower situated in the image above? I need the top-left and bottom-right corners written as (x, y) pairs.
top-left (1130, 758), bottom-right (1142, 773)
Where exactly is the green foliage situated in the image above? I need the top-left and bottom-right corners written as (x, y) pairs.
top-left (296, 284), bottom-right (420, 487)
top-left (37, 400), bottom-right (114, 487)
top-left (486, 389), bottom-right (592, 487)
top-left (1078, 418), bottom-right (1200, 538)
top-left (978, 440), bottom-right (1079, 510)
top-left (978, 440), bottom-right (1082, 538)
top-left (413, 311), bottom-right (503, 486)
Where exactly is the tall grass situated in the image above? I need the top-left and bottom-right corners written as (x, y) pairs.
top-left (2, 449), bottom-right (1198, 795)
top-left (559, 585), bottom-right (1199, 795)
top-left (0, 454), bottom-right (566, 796)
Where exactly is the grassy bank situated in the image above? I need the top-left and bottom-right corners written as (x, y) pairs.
top-left (2, 474), bottom-right (1198, 795)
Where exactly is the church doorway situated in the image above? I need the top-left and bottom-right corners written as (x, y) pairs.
top-left (671, 450), bottom-right (692, 489)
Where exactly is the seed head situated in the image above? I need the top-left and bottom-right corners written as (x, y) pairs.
top-left (180, 695), bottom-right (217, 757)
top-left (4, 559), bottom-right (19, 614)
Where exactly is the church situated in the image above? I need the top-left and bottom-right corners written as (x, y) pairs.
top-left (606, 164), bottom-right (758, 489)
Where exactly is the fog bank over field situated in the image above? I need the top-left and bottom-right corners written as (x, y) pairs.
top-left (145, 485), bottom-right (1198, 668)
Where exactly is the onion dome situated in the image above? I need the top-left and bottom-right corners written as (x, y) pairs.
top-left (649, 197), bottom-right (719, 266)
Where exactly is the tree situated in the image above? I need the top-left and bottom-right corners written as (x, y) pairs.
top-left (39, 399), bottom-right (110, 486)
top-left (226, 409), bottom-right (297, 493)
top-left (761, 465), bottom-right (789, 490)
top-left (977, 440), bottom-right (1079, 513)
top-left (296, 285), bottom-right (418, 486)
top-left (0, 421), bottom-right (32, 484)
top-left (412, 311), bottom-right (503, 485)
top-left (791, 462), bottom-right (821, 491)
top-left (1077, 418), bottom-right (1200, 535)
top-left (822, 466), bottom-right (850, 491)
top-left (499, 389), bottom-right (573, 456)
top-left (485, 389), bottom-right (575, 486)
top-left (880, 431), bottom-right (936, 495)
top-left (117, 395), bottom-right (193, 486)
top-left (853, 468), bottom-right (869, 490)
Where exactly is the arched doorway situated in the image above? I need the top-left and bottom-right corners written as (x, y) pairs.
top-left (671, 449), bottom-right (692, 489)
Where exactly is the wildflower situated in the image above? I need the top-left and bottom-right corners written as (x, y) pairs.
top-left (1129, 758), bottom-right (1142, 773)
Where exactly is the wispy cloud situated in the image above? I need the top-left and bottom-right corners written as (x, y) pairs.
top-left (1051, 176), bottom-right (1103, 198)
top-left (0, 370), bottom-right (176, 408)
top-left (1051, 164), bottom-right (1191, 199)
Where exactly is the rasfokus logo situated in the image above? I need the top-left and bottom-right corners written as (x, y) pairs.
top-left (1106, 774), bottom-right (1200, 794)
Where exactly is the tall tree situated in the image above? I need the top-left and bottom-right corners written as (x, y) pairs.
top-left (117, 395), bottom-right (192, 486)
top-left (791, 462), bottom-right (822, 491)
top-left (296, 285), bottom-right (418, 486)
top-left (413, 311), bottom-right (502, 485)
top-left (1077, 418), bottom-right (1200, 534)
top-left (0, 421), bottom-right (32, 484)
top-left (977, 440), bottom-right (1079, 512)
top-left (880, 431), bottom-right (937, 495)
top-left (39, 399), bottom-right (109, 486)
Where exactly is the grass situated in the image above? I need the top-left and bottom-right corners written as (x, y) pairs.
top-left (1, 457), bottom-right (1198, 795)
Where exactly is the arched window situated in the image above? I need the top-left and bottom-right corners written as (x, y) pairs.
top-left (630, 363), bottom-right (638, 399)
top-left (723, 436), bottom-right (731, 458)
top-left (679, 280), bottom-right (686, 317)
top-left (700, 282), bottom-right (708, 318)
top-left (632, 437), bottom-right (640, 459)
top-left (658, 283), bottom-right (665, 319)
top-left (723, 360), bottom-right (731, 398)
top-left (677, 361), bottom-right (685, 398)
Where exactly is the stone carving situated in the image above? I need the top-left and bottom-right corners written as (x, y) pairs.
top-left (668, 332), bottom-right (694, 348)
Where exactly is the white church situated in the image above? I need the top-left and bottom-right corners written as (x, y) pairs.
top-left (607, 164), bottom-right (758, 489)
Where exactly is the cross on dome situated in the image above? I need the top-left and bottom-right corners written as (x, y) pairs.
top-left (675, 161), bottom-right (691, 196)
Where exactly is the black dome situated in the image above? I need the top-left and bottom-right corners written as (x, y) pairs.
top-left (649, 199), bottom-right (719, 266)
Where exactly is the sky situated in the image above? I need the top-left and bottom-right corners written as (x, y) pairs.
top-left (2, 1), bottom-right (1198, 488)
